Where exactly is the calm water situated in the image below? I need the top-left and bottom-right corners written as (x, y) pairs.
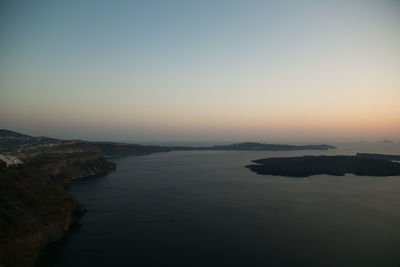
top-left (38, 143), bottom-right (400, 266)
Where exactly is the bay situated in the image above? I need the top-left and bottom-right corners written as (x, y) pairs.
top-left (38, 143), bottom-right (400, 266)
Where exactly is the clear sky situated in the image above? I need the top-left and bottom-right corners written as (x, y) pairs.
top-left (1, 0), bottom-right (399, 143)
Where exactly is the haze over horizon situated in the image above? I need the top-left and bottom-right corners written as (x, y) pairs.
top-left (1, 1), bottom-right (399, 143)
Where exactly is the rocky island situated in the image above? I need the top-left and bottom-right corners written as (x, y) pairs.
top-left (246, 153), bottom-right (400, 177)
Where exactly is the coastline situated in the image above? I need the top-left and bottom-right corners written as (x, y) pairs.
top-left (0, 154), bottom-right (115, 267)
top-left (0, 129), bottom-right (337, 266)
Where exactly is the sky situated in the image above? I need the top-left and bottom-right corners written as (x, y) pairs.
top-left (1, 0), bottom-right (399, 143)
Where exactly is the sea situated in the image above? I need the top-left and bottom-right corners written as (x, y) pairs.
top-left (38, 143), bottom-right (400, 266)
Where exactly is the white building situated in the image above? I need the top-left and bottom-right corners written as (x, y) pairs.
top-left (0, 154), bottom-right (23, 167)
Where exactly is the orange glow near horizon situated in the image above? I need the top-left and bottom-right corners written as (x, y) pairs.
top-left (1, 1), bottom-right (399, 142)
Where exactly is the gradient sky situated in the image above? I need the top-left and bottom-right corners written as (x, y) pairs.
top-left (1, 0), bottom-right (399, 142)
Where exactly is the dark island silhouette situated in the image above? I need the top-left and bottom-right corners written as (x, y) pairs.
top-left (196, 142), bottom-right (335, 151)
top-left (246, 154), bottom-right (400, 177)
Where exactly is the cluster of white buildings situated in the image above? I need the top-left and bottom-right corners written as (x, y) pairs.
top-left (0, 154), bottom-right (23, 167)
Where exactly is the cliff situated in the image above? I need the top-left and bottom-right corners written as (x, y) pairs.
top-left (21, 150), bottom-right (116, 187)
top-left (0, 135), bottom-right (117, 266)
top-left (0, 162), bottom-right (86, 267)
top-left (0, 130), bottom-right (178, 266)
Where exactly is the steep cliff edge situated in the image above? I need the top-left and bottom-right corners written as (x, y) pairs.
top-left (0, 134), bottom-right (118, 266)
top-left (21, 150), bottom-right (116, 187)
top-left (0, 162), bottom-right (87, 267)
top-left (0, 129), bottom-right (172, 266)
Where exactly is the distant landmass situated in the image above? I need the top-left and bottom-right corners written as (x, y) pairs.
top-left (200, 142), bottom-right (335, 151)
top-left (0, 130), bottom-right (335, 155)
top-left (161, 142), bottom-right (336, 152)
top-left (246, 153), bottom-right (400, 177)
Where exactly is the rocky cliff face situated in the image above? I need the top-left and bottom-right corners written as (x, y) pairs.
top-left (22, 151), bottom-right (116, 187)
top-left (0, 162), bottom-right (87, 267)
top-left (0, 138), bottom-right (117, 267)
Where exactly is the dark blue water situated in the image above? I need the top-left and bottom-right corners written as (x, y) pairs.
top-left (38, 144), bottom-right (400, 266)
